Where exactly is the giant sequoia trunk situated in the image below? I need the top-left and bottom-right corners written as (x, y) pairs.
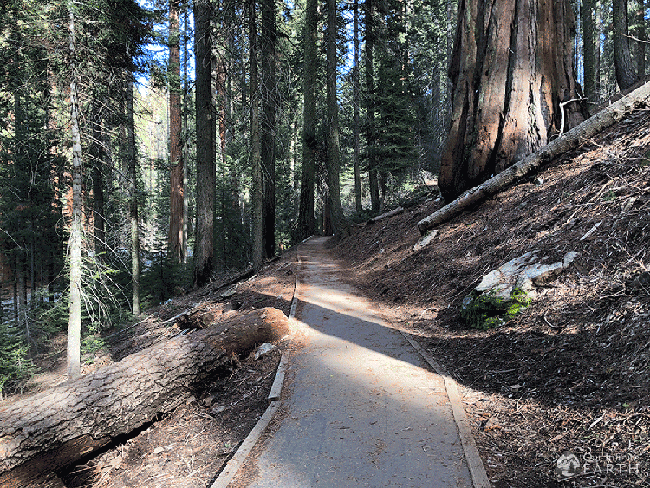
top-left (439, 0), bottom-right (586, 201)
top-left (0, 308), bottom-right (289, 487)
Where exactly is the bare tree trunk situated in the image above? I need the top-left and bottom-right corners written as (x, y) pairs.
top-left (261, 0), bottom-right (277, 258)
top-left (298, 0), bottom-right (317, 240)
top-left (91, 101), bottom-right (105, 256)
top-left (440, 0), bottom-right (586, 202)
top-left (67, 0), bottom-right (82, 380)
top-left (353, 0), bottom-right (362, 213)
top-left (583, 0), bottom-right (597, 107)
top-left (182, 0), bottom-right (189, 263)
top-left (194, 0), bottom-right (216, 287)
top-left (365, 0), bottom-right (380, 213)
top-left (127, 81), bottom-right (141, 317)
top-left (613, 0), bottom-right (639, 90)
top-left (0, 308), bottom-right (290, 486)
top-left (418, 81), bottom-right (650, 235)
top-left (326, 0), bottom-right (349, 239)
top-left (169, 0), bottom-right (185, 264)
top-left (636, 0), bottom-right (646, 77)
top-left (249, 0), bottom-right (264, 271)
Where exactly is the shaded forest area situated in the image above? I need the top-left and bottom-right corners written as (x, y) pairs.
top-left (0, 0), bottom-right (649, 444)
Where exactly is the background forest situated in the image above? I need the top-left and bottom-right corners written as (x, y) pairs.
top-left (0, 0), bottom-right (648, 395)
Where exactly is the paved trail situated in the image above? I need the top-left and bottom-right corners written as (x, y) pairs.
top-left (239, 237), bottom-right (474, 487)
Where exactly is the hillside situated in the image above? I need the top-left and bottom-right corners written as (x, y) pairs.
top-left (334, 109), bottom-right (650, 486)
top-left (3, 106), bottom-right (649, 488)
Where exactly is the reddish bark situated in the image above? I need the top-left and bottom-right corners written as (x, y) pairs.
top-left (440, 0), bottom-right (587, 201)
top-left (169, 0), bottom-right (184, 263)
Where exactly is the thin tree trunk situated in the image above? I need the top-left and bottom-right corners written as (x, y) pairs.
top-left (169, 0), bottom-right (185, 263)
top-left (365, 0), bottom-right (380, 212)
top-left (67, 0), bottom-right (82, 380)
top-left (261, 0), bottom-right (276, 258)
top-left (249, 0), bottom-right (264, 271)
top-left (298, 0), bottom-right (317, 240)
top-left (326, 0), bottom-right (349, 239)
top-left (613, 0), bottom-right (639, 90)
top-left (182, 0), bottom-right (189, 263)
top-left (193, 0), bottom-right (216, 287)
top-left (636, 0), bottom-right (646, 77)
top-left (91, 102), bottom-right (105, 256)
top-left (126, 81), bottom-right (141, 317)
top-left (583, 0), bottom-right (597, 106)
top-left (353, 0), bottom-right (362, 213)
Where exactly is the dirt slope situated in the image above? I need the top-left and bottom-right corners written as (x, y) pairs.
top-left (334, 109), bottom-right (650, 487)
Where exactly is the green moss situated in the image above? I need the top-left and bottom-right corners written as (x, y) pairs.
top-left (461, 288), bottom-right (531, 330)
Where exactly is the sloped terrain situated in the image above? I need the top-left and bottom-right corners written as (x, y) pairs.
top-left (1, 251), bottom-right (297, 487)
top-left (334, 109), bottom-right (650, 486)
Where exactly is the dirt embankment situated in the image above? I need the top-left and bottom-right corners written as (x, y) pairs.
top-left (334, 110), bottom-right (650, 487)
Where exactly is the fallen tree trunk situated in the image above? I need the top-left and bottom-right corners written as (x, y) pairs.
top-left (418, 81), bottom-right (650, 235)
top-left (0, 307), bottom-right (289, 487)
top-left (366, 206), bottom-right (404, 225)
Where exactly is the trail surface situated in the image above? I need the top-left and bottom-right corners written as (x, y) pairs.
top-left (238, 237), bottom-right (474, 487)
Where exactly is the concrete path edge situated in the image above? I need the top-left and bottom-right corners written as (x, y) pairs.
top-left (211, 241), bottom-right (491, 487)
top-left (210, 248), bottom-right (300, 488)
top-left (401, 332), bottom-right (491, 488)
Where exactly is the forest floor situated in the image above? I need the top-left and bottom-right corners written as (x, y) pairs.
top-left (4, 107), bottom-right (650, 488)
top-left (3, 251), bottom-right (297, 488)
top-left (333, 108), bottom-right (650, 487)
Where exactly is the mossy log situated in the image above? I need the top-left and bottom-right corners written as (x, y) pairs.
top-left (0, 308), bottom-right (289, 487)
top-left (418, 81), bottom-right (650, 236)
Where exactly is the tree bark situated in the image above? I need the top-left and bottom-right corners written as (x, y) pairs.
top-left (67, 1), bottom-right (82, 381)
top-left (127, 81), bottom-right (141, 317)
top-left (91, 101), bottom-right (105, 257)
top-left (261, 0), bottom-right (277, 258)
top-left (249, 0), bottom-right (264, 271)
top-left (440, 0), bottom-right (586, 202)
top-left (365, 0), bottom-right (380, 213)
top-left (326, 0), bottom-right (350, 239)
top-left (193, 0), bottom-right (216, 287)
top-left (0, 308), bottom-right (290, 486)
top-left (353, 0), bottom-right (362, 213)
top-left (637, 0), bottom-right (647, 77)
top-left (582, 0), bottom-right (597, 106)
top-left (613, 0), bottom-right (639, 90)
top-left (169, 0), bottom-right (185, 264)
top-left (418, 81), bottom-right (650, 235)
top-left (298, 0), bottom-right (318, 240)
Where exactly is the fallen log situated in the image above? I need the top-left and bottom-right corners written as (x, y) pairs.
top-left (0, 307), bottom-right (289, 487)
top-left (418, 81), bottom-right (650, 236)
top-left (366, 206), bottom-right (404, 225)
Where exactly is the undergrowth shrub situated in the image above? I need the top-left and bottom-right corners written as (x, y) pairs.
top-left (461, 289), bottom-right (531, 330)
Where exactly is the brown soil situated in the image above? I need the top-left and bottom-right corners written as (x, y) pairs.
top-left (334, 109), bottom-right (650, 486)
top-left (2, 249), bottom-right (297, 488)
top-left (6, 108), bottom-right (650, 488)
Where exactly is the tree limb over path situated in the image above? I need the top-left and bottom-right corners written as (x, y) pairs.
top-left (418, 81), bottom-right (650, 236)
top-left (0, 308), bottom-right (289, 487)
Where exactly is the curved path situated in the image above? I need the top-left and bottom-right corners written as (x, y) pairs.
top-left (236, 237), bottom-right (476, 487)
